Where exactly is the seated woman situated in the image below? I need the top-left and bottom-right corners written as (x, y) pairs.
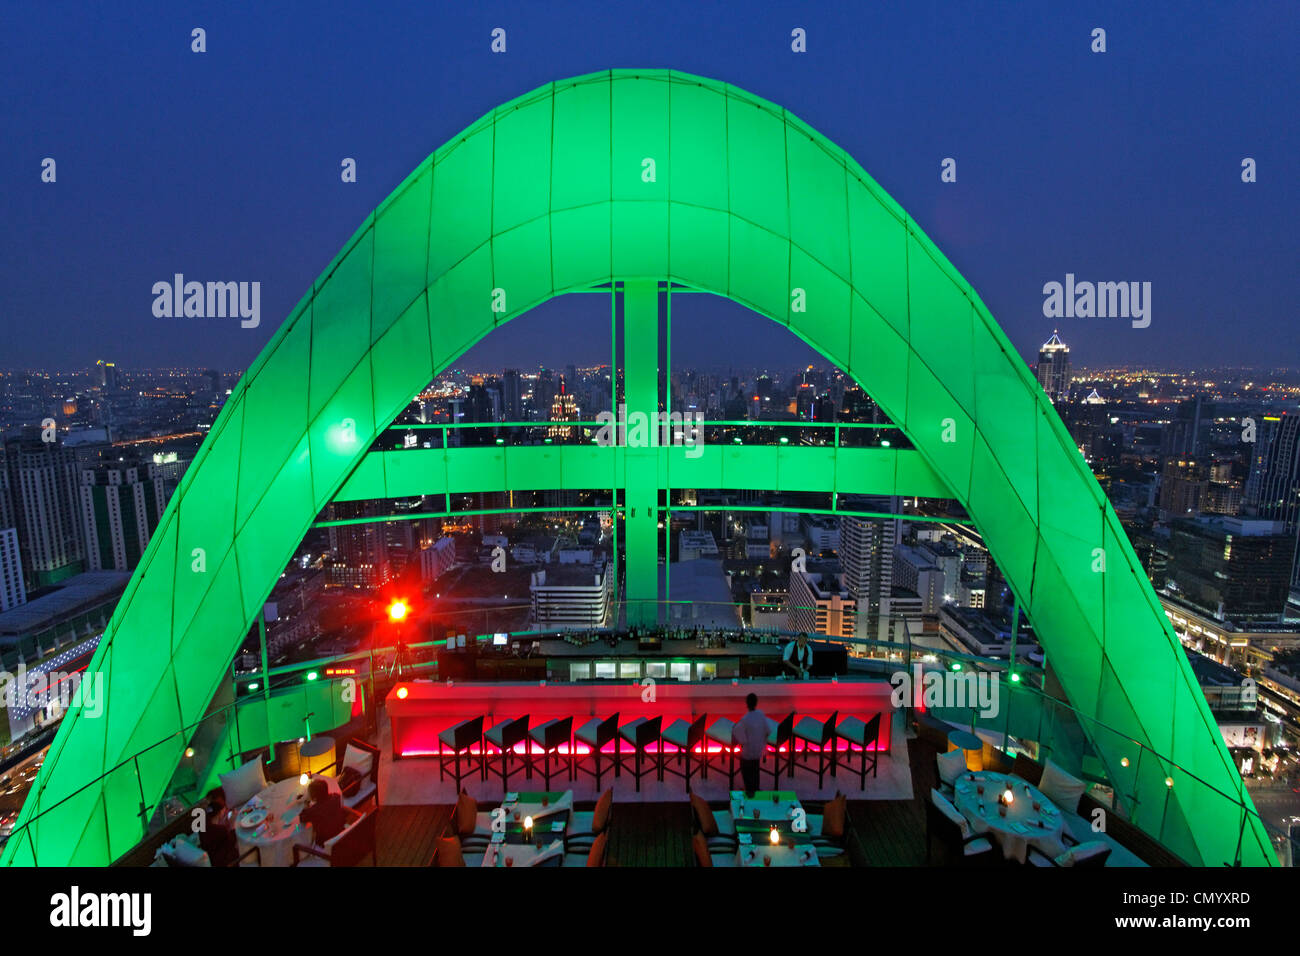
top-left (300, 778), bottom-right (346, 845)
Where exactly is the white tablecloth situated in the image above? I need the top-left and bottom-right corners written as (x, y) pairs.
top-left (952, 772), bottom-right (1067, 863)
top-left (736, 844), bottom-right (820, 867)
top-left (481, 838), bottom-right (565, 867)
top-left (234, 775), bottom-right (341, 867)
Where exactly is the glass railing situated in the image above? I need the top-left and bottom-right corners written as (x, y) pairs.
top-left (887, 633), bottom-right (1286, 868)
top-left (2, 602), bottom-right (1286, 867)
top-left (376, 419), bottom-right (911, 450)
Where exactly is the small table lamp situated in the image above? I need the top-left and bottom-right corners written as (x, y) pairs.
top-left (299, 736), bottom-right (335, 776)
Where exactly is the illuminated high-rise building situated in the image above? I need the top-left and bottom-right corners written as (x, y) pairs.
top-left (325, 501), bottom-right (391, 588)
top-left (96, 360), bottom-right (118, 390)
top-left (1244, 411), bottom-right (1300, 589)
top-left (4, 433), bottom-right (85, 588)
top-left (549, 376), bottom-right (580, 439)
top-left (1036, 331), bottom-right (1070, 402)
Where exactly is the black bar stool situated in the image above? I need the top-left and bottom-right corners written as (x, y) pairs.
top-left (484, 715), bottom-right (531, 788)
top-left (616, 715), bottom-right (663, 792)
top-left (835, 713), bottom-right (882, 789)
top-left (438, 716), bottom-right (485, 792)
top-left (661, 713), bottom-right (708, 792)
top-left (793, 711), bottom-right (839, 790)
top-left (704, 717), bottom-right (737, 790)
top-left (574, 713), bottom-right (620, 790)
top-left (528, 716), bottom-right (574, 789)
top-left (765, 712), bottom-right (795, 787)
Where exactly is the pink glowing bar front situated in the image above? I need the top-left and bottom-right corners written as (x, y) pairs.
top-left (385, 678), bottom-right (893, 758)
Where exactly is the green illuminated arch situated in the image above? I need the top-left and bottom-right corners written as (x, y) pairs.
top-left (7, 69), bottom-right (1268, 866)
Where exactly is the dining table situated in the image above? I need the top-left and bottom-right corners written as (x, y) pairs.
top-left (728, 790), bottom-right (820, 867)
top-left (481, 838), bottom-right (566, 867)
top-left (479, 790), bottom-right (573, 867)
top-left (233, 774), bottom-right (341, 868)
top-left (951, 771), bottom-right (1069, 863)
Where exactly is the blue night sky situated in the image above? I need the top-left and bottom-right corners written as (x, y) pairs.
top-left (1, 0), bottom-right (1296, 373)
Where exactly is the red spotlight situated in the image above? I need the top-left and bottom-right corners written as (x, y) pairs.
top-left (396, 685), bottom-right (409, 700)
top-left (387, 599), bottom-right (409, 623)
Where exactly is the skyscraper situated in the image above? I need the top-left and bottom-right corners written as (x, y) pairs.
top-left (1158, 459), bottom-right (1207, 517)
top-left (535, 367), bottom-right (556, 419)
top-left (4, 433), bottom-right (86, 588)
top-left (502, 368), bottom-right (524, 422)
top-left (0, 458), bottom-right (13, 531)
top-left (1162, 396), bottom-right (1206, 459)
top-left (1036, 331), bottom-right (1070, 403)
top-left (839, 496), bottom-right (902, 642)
top-left (549, 376), bottom-right (580, 440)
top-left (78, 462), bottom-right (167, 571)
top-left (96, 360), bottom-right (118, 390)
top-left (1166, 516), bottom-right (1292, 623)
top-left (325, 501), bottom-right (391, 588)
top-left (0, 527), bottom-right (26, 612)
top-left (447, 377), bottom-right (500, 447)
top-left (1244, 411), bottom-right (1300, 589)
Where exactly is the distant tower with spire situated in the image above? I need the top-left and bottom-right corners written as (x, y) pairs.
top-left (1036, 330), bottom-right (1071, 403)
top-left (548, 375), bottom-right (579, 439)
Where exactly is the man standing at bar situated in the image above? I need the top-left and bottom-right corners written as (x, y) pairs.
top-left (732, 693), bottom-right (769, 797)
top-left (783, 633), bottom-right (814, 679)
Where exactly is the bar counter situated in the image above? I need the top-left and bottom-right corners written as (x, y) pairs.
top-left (384, 677), bottom-right (893, 758)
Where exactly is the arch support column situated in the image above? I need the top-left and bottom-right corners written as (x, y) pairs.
top-left (621, 280), bottom-right (661, 626)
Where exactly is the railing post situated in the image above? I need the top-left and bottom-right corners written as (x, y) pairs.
top-left (132, 751), bottom-right (148, 836)
top-left (1127, 744), bottom-right (1145, 824)
top-left (258, 606), bottom-right (274, 763)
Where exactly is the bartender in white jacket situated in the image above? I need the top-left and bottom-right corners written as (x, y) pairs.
top-left (783, 633), bottom-right (814, 679)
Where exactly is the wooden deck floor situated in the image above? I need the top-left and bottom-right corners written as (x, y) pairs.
top-left (847, 798), bottom-right (927, 866)
top-left (371, 804), bottom-right (452, 866)
top-left (606, 801), bottom-right (693, 867)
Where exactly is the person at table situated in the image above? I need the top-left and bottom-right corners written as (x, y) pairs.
top-left (783, 633), bottom-right (814, 679)
top-left (732, 693), bottom-right (770, 797)
top-left (300, 777), bottom-right (345, 845)
top-left (198, 791), bottom-right (240, 866)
